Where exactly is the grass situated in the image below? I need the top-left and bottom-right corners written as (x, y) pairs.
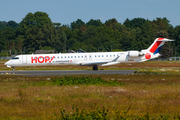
top-left (0, 74), bottom-right (180, 119)
top-left (1, 60), bottom-right (180, 119)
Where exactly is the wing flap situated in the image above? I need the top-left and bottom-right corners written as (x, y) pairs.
top-left (101, 62), bottom-right (120, 66)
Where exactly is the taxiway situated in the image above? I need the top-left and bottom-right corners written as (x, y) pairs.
top-left (0, 70), bottom-right (136, 76)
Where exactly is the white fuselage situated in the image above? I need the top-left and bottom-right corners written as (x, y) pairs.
top-left (4, 51), bottom-right (159, 68)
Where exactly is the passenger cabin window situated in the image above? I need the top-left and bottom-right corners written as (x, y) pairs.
top-left (12, 57), bottom-right (19, 60)
top-left (106, 55), bottom-right (108, 57)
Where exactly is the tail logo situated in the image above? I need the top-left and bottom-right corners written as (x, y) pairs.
top-left (145, 53), bottom-right (151, 59)
top-left (149, 38), bottom-right (164, 54)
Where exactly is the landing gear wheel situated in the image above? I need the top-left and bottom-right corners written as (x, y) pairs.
top-left (93, 65), bottom-right (98, 70)
top-left (12, 66), bottom-right (15, 71)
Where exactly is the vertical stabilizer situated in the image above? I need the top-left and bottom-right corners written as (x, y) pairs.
top-left (139, 38), bottom-right (174, 62)
top-left (147, 38), bottom-right (174, 55)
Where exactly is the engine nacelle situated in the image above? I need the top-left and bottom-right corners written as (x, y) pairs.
top-left (128, 51), bottom-right (144, 58)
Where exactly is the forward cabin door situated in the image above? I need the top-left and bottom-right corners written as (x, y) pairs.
top-left (22, 55), bottom-right (27, 64)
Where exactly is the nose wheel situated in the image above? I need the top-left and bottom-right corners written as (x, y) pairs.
top-left (93, 65), bottom-right (98, 70)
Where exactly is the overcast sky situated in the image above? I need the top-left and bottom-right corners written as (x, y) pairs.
top-left (0, 0), bottom-right (179, 26)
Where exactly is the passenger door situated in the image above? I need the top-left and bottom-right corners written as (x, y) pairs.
top-left (22, 55), bottom-right (27, 64)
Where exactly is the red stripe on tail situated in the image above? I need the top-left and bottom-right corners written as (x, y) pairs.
top-left (157, 38), bottom-right (164, 40)
top-left (149, 41), bottom-right (162, 53)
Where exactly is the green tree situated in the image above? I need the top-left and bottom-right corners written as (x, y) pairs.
top-left (173, 26), bottom-right (180, 56)
top-left (41, 46), bottom-right (54, 50)
top-left (70, 19), bottom-right (85, 30)
top-left (140, 21), bottom-right (155, 49)
top-left (157, 30), bottom-right (169, 58)
top-left (123, 18), bottom-right (146, 29)
top-left (2, 27), bottom-right (17, 55)
top-left (86, 19), bottom-right (102, 27)
top-left (151, 18), bottom-right (169, 32)
top-left (105, 18), bottom-right (118, 28)
top-left (0, 21), bottom-right (7, 29)
top-left (6, 21), bottom-right (19, 29)
top-left (17, 11), bottom-right (59, 53)
top-left (0, 29), bottom-right (5, 51)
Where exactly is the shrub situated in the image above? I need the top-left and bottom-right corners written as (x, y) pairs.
top-left (51, 76), bottom-right (125, 86)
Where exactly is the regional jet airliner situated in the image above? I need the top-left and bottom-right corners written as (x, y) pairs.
top-left (4, 38), bottom-right (173, 71)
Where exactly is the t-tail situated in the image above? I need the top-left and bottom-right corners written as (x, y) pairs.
top-left (140, 38), bottom-right (174, 61)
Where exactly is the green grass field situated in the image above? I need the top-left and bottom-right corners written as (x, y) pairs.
top-left (0, 60), bottom-right (180, 119)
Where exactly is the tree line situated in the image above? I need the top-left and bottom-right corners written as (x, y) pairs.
top-left (0, 11), bottom-right (180, 58)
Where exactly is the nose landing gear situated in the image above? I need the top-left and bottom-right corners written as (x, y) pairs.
top-left (12, 66), bottom-right (15, 74)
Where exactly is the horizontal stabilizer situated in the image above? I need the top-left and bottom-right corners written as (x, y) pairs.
top-left (157, 38), bottom-right (174, 41)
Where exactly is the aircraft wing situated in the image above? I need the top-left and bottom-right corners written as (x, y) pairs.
top-left (80, 61), bottom-right (121, 66)
top-left (79, 56), bottom-right (120, 66)
top-left (80, 61), bottom-right (108, 66)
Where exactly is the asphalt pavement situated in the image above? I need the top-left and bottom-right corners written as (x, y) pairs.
top-left (0, 70), bottom-right (136, 76)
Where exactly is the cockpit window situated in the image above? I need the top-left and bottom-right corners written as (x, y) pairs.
top-left (12, 57), bottom-right (19, 60)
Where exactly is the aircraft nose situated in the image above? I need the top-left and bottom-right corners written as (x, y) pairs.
top-left (4, 61), bottom-right (10, 65)
top-left (4, 61), bottom-right (8, 65)
top-left (4, 61), bottom-right (12, 68)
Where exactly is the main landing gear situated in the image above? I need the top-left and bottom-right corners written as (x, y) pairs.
top-left (93, 65), bottom-right (98, 70)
